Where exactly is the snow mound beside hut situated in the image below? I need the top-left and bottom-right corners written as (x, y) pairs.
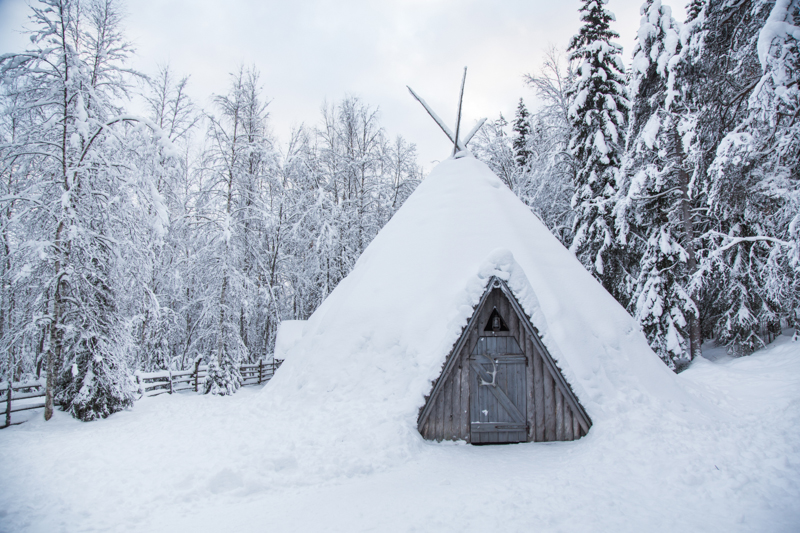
top-left (273, 320), bottom-right (306, 362)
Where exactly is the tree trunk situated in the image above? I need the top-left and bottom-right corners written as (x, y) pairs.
top-left (45, 223), bottom-right (66, 420)
top-left (675, 128), bottom-right (702, 361)
top-left (47, 12), bottom-right (71, 420)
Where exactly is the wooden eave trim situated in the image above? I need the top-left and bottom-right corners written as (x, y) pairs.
top-left (495, 278), bottom-right (592, 434)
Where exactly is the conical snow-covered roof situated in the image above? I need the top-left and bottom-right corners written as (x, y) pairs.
top-left (260, 155), bottom-right (691, 450)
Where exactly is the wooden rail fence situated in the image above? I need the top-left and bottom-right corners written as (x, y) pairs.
top-left (2, 379), bottom-right (46, 428)
top-left (2, 359), bottom-right (284, 427)
top-left (135, 358), bottom-right (283, 398)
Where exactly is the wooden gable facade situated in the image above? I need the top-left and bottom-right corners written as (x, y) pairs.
top-left (418, 277), bottom-right (592, 444)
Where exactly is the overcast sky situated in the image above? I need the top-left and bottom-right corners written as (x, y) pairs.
top-left (0, 0), bottom-right (687, 168)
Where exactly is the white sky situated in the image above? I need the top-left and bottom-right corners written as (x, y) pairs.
top-left (0, 0), bottom-right (687, 169)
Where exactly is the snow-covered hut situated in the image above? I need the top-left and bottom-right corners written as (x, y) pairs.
top-left (266, 72), bottom-right (687, 447)
top-left (268, 154), bottom-right (686, 445)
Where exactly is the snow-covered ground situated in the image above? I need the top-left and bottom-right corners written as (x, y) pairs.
top-left (1, 334), bottom-right (798, 532)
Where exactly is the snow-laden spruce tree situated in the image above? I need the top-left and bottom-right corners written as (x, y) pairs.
top-left (619, 0), bottom-right (698, 370)
top-left (566, 0), bottom-right (630, 303)
top-left (702, 0), bottom-right (799, 353)
top-left (0, 0), bottom-right (171, 419)
top-left (512, 99), bottom-right (532, 170)
top-left (54, 237), bottom-right (135, 421)
top-left (671, 0), bottom-right (798, 354)
top-left (685, 0), bottom-right (703, 22)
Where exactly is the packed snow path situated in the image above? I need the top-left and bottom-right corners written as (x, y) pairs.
top-left (1, 336), bottom-right (799, 532)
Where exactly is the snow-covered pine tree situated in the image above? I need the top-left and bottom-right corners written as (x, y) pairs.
top-left (672, 0), bottom-right (798, 355)
top-left (566, 0), bottom-right (630, 303)
top-left (512, 99), bottom-right (532, 170)
top-left (702, 0), bottom-right (800, 353)
top-left (751, 0), bottom-right (800, 324)
top-left (685, 0), bottom-right (703, 23)
top-left (619, 0), bottom-right (698, 370)
top-left (54, 233), bottom-right (135, 421)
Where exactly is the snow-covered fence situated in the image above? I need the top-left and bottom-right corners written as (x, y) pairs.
top-left (136, 359), bottom-right (281, 398)
top-left (240, 360), bottom-right (279, 386)
top-left (136, 368), bottom-right (195, 397)
top-left (2, 379), bottom-right (46, 428)
top-left (1, 359), bottom-right (285, 427)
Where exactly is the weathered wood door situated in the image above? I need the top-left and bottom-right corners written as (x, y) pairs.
top-left (469, 335), bottom-right (527, 444)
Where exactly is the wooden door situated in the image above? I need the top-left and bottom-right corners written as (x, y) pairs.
top-left (469, 336), bottom-right (527, 444)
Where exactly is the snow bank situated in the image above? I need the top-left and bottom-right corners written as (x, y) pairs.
top-left (1, 331), bottom-right (798, 532)
top-left (273, 320), bottom-right (306, 361)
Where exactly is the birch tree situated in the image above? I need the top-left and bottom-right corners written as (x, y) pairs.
top-left (0, 0), bottom-right (173, 419)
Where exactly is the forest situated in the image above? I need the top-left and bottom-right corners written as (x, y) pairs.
top-left (0, 0), bottom-right (798, 421)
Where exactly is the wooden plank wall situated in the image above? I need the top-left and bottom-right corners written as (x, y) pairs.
top-left (419, 315), bottom-right (476, 441)
top-left (419, 286), bottom-right (590, 443)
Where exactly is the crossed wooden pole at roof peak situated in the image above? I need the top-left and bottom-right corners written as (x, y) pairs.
top-left (407, 67), bottom-right (487, 157)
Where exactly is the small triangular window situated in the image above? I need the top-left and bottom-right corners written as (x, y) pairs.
top-left (484, 308), bottom-right (509, 332)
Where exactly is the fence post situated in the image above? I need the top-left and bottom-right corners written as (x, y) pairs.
top-left (5, 382), bottom-right (11, 428)
top-left (258, 359), bottom-right (263, 384)
top-left (194, 359), bottom-right (200, 393)
top-left (168, 369), bottom-right (173, 395)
